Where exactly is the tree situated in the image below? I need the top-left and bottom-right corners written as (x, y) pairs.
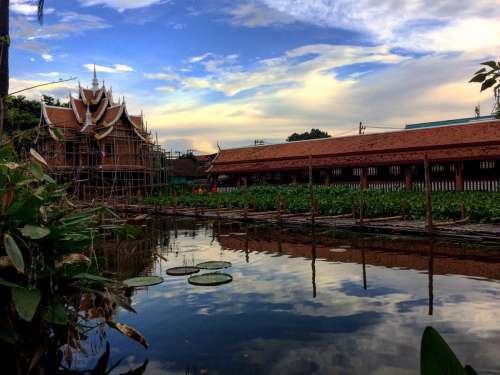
top-left (0, 0), bottom-right (45, 138)
top-left (469, 60), bottom-right (500, 118)
top-left (6, 96), bottom-right (41, 134)
top-left (286, 128), bottom-right (331, 142)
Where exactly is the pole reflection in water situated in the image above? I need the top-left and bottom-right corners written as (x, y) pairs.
top-left (311, 225), bottom-right (317, 298)
top-left (362, 248), bottom-right (367, 290)
top-left (428, 241), bottom-right (434, 316)
top-left (245, 222), bottom-right (250, 264)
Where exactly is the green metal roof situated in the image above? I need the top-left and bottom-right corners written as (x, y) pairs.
top-left (405, 115), bottom-right (496, 130)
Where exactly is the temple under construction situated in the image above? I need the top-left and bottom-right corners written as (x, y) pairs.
top-left (36, 67), bottom-right (168, 201)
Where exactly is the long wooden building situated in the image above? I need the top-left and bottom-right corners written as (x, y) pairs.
top-left (36, 67), bottom-right (168, 200)
top-left (208, 116), bottom-right (500, 192)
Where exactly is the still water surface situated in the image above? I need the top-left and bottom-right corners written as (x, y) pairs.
top-left (82, 218), bottom-right (500, 374)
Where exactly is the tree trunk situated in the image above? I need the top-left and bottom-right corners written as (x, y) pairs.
top-left (0, 0), bottom-right (9, 140)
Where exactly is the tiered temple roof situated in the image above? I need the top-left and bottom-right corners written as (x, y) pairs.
top-left (40, 65), bottom-right (149, 142)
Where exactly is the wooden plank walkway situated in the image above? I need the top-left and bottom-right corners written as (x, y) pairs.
top-left (110, 204), bottom-right (500, 243)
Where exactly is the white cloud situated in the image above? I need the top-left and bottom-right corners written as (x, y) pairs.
top-left (38, 72), bottom-right (60, 77)
top-left (11, 11), bottom-right (111, 55)
top-left (226, 1), bottom-right (294, 28)
top-left (156, 85), bottom-right (178, 93)
top-left (187, 53), bottom-right (240, 73)
top-left (41, 53), bottom-right (53, 62)
top-left (226, 0), bottom-right (500, 53)
top-left (10, 0), bottom-right (55, 16)
top-left (189, 53), bottom-right (214, 64)
top-left (143, 43), bottom-right (497, 151)
top-left (83, 63), bottom-right (135, 73)
top-left (144, 72), bottom-right (177, 80)
top-left (79, 0), bottom-right (166, 12)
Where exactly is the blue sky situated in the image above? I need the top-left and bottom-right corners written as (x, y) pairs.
top-left (9, 0), bottom-right (500, 153)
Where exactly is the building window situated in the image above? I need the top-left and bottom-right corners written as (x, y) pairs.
top-left (389, 166), bottom-right (401, 175)
top-left (332, 168), bottom-right (342, 176)
top-left (480, 161), bottom-right (495, 169)
top-left (353, 168), bottom-right (362, 177)
top-left (368, 167), bottom-right (377, 176)
top-left (65, 142), bottom-right (74, 159)
top-left (105, 143), bottom-right (114, 157)
top-left (432, 164), bottom-right (445, 172)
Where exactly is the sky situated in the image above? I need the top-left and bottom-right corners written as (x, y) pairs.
top-left (8, 0), bottom-right (500, 153)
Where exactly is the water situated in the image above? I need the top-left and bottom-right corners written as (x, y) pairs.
top-left (79, 218), bottom-right (500, 374)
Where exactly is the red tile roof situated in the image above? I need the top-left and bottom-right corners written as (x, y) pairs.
top-left (99, 105), bottom-right (122, 126)
top-left (45, 106), bottom-right (80, 129)
top-left (71, 98), bottom-right (86, 123)
top-left (129, 115), bottom-right (143, 129)
top-left (210, 119), bottom-right (500, 173)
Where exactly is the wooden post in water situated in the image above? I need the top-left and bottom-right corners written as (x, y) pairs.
top-left (309, 155), bottom-right (315, 226)
top-left (359, 167), bottom-right (367, 225)
top-left (276, 197), bottom-right (282, 225)
top-left (404, 165), bottom-right (413, 192)
top-left (216, 192), bottom-right (221, 218)
top-left (243, 178), bottom-right (248, 220)
top-left (424, 155), bottom-right (433, 233)
top-left (172, 190), bottom-right (177, 216)
top-left (460, 202), bottom-right (466, 220)
top-left (359, 187), bottom-right (365, 224)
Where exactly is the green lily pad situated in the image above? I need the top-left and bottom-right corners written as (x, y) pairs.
top-left (196, 261), bottom-right (232, 270)
top-left (166, 266), bottom-right (200, 276)
top-left (188, 272), bottom-right (233, 286)
top-left (123, 276), bottom-right (164, 288)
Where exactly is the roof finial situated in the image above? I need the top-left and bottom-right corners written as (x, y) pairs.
top-left (91, 64), bottom-right (99, 94)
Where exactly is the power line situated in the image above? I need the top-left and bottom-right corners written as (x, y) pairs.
top-left (8, 77), bottom-right (77, 96)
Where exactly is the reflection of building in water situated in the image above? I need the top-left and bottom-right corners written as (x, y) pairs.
top-left (217, 228), bottom-right (500, 280)
top-left (95, 219), bottom-right (171, 278)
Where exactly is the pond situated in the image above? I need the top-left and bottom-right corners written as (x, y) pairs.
top-left (77, 218), bottom-right (500, 374)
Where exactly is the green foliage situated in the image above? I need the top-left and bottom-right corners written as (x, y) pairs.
top-left (11, 287), bottom-right (41, 322)
top-left (147, 185), bottom-right (500, 224)
top-left (0, 144), bottom-right (153, 372)
top-left (117, 223), bottom-right (144, 239)
top-left (470, 60), bottom-right (500, 118)
top-left (420, 327), bottom-right (477, 375)
top-left (5, 95), bottom-right (40, 134)
top-left (286, 128), bottom-right (331, 142)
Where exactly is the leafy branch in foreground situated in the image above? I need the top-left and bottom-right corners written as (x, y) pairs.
top-left (0, 144), bottom-right (162, 373)
top-left (470, 60), bottom-right (500, 117)
top-left (421, 326), bottom-right (478, 375)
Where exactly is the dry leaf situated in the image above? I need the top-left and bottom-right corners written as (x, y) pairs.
top-left (107, 321), bottom-right (149, 348)
top-left (55, 253), bottom-right (91, 268)
top-left (2, 186), bottom-right (15, 214)
top-left (30, 148), bottom-right (49, 168)
top-left (0, 256), bottom-right (13, 268)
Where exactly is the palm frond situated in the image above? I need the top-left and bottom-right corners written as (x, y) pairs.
top-left (37, 0), bottom-right (45, 24)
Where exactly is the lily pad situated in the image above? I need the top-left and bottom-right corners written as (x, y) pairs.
top-left (188, 272), bottom-right (233, 286)
top-left (166, 266), bottom-right (200, 276)
top-left (196, 261), bottom-right (232, 270)
top-left (123, 276), bottom-right (164, 288)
